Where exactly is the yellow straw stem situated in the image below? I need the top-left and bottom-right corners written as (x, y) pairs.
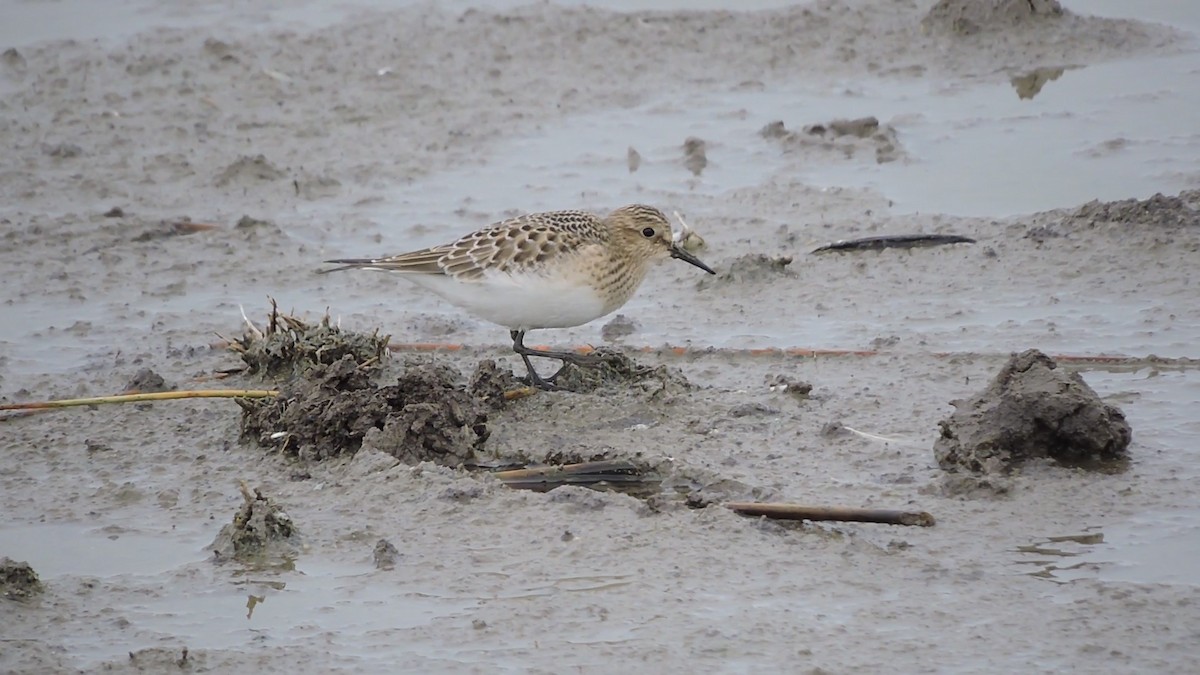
top-left (0, 389), bottom-right (278, 411)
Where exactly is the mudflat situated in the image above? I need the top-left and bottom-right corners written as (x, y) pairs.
top-left (2, 1), bottom-right (1198, 672)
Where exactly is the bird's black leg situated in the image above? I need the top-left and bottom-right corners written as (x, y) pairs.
top-left (510, 330), bottom-right (559, 390)
top-left (509, 330), bottom-right (602, 389)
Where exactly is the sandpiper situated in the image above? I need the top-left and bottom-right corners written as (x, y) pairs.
top-left (321, 205), bottom-right (715, 389)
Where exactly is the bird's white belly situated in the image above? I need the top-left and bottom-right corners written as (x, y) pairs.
top-left (405, 273), bottom-right (609, 330)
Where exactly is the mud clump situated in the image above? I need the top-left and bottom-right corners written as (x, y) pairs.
top-left (209, 484), bottom-right (298, 564)
top-left (1011, 66), bottom-right (1069, 100)
top-left (552, 349), bottom-right (691, 395)
top-left (1069, 192), bottom-right (1199, 229)
top-left (2, 47), bottom-right (27, 72)
top-left (469, 359), bottom-right (521, 409)
top-left (1, 558), bottom-right (43, 600)
top-left (923, 0), bottom-right (1065, 36)
top-left (766, 374), bottom-right (813, 401)
top-left (682, 137), bottom-right (708, 176)
top-left (761, 118), bottom-right (903, 164)
top-left (669, 466), bottom-right (780, 509)
top-left (600, 314), bottom-right (639, 342)
top-left (240, 355), bottom-right (488, 465)
top-left (42, 142), bottom-right (83, 158)
top-left (123, 368), bottom-right (172, 393)
top-left (626, 146), bottom-right (641, 173)
top-left (214, 153), bottom-right (285, 187)
top-left (373, 539), bottom-right (400, 570)
top-left (935, 349), bottom-right (1132, 474)
top-left (230, 303), bottom-right (390, 379)
top-left (807, 117), bottom-right (882, 139)
top-left (125, 648), bottom-right (198, 670)
top-left (700, 253), bottom-right (794, 288)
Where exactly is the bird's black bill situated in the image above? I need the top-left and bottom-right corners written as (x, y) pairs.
top-left (670, 245), bottom-right (716, 275)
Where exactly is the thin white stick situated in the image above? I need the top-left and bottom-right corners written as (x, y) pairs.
top-left (239, 304), bottom-right (264, 340)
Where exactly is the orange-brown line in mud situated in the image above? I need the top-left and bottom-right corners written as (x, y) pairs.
top-left (383, 343), bottom-right (1194, 364)
top-left (386, 342), bottom-right (465, 352)
top-left (207, 338), bottom-right (1190, 365)
top-left (384, 342), bottom-right (881, 357)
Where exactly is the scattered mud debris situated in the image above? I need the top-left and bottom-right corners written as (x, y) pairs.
top-left (209, 482), bottom-right (299, 564)
top-left (1024, 225), bottom-right (1063, 243)
top-left (123, 368), bottom-right (172, 393)
top-left (129, 217), bottom-right (221, 242)
top-left (600, 314), bottom-right (639, 342)
top-left (1, 558), bottom-right (43, 600)
top-left (294, 174), bottom-right (342, 200)
top-left (41, 142), bottom-right (82, 158)
top-left (699, 253), bottom-right (794, 288)
top-left (1, 47), bottom-right (26, 71)
top-left (759, 120), bottom-right (789, 139)
top-left (682, 136), bottom-right (708, 176)
top-left (935, 349), bottom-right (1132, 474)
top-left (668, 466), bottom-right (780, 508)
top-left (728, 402), bottom-right (780, 418)
top-left (808, 117), bottom-right (902, 163)
top-left (214, 154), bottom-right (285, 187)
top-left (821, 421), bottom-right (848, 437)
top-left (806, 117), bottom-right (882, 139)
top-left (1010, 65), bottom-right (1071, 99)
top-left (626, 146), bottom-right (641, 173)
top-left (923, 0), bottom-right (1064, 36)
top-left (85, 439), bottom-right (115, 454)
top-left (507, 448), bottom-right (619, 468)
top-left (551, 348), bottom-right (691, 394)
top-left (1068, 192), bottom-right (1199, 229)
top-left (925, 473), bottom-right (1014, 499)
top-left (235, 215), bottom-right (275, 230)
top-left (203, 37), bottom-right (237, 61)
top-left (762, 118), bottom-right (902, 164)
top-left (871, 335), bottom-right (902, 350)
top-left (766, 374), bottom-right (813, 400)
top-left (125, 647), bottom-right (198, 670)
top-left (468, 359), bottom-right (522, 409)
top-left (373, 539), bottom-right (400, 570)
top-left (229, 302), bottom-right (390, 379)
top-left (241, 355), bottom-right (488, 465)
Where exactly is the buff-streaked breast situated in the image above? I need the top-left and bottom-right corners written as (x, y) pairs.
top-left (321, 204), bottom-right (715, 389)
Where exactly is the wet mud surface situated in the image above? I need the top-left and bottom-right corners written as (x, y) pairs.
top-left (2, 0), bottom-right (1200, 673)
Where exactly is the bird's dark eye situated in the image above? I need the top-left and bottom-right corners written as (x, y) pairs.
top-left (641, 227), bottom-right (655, 238)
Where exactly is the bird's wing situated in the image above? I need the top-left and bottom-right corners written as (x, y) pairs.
top-left (322, 211), bottom-right (606, 279)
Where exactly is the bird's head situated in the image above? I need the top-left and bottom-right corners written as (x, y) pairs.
top-left (607, 205), bottom-right (715, 274)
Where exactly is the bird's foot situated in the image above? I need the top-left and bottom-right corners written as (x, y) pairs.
top-left (521, 368), bottom-right (561, 391)
top-left (509, 331), bottom-right (603, 391)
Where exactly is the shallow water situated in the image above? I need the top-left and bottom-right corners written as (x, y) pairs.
top-left (329, 53), bottom-right (1200, 227)
top-left (0, 523), bottom-right (210, 577)
top-left (810, 53), bottom-right (1200, 217)
top-left (0, 522), bottom-right (478, 668)
top-left (1026, 368), bottom-right (1200, 586)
